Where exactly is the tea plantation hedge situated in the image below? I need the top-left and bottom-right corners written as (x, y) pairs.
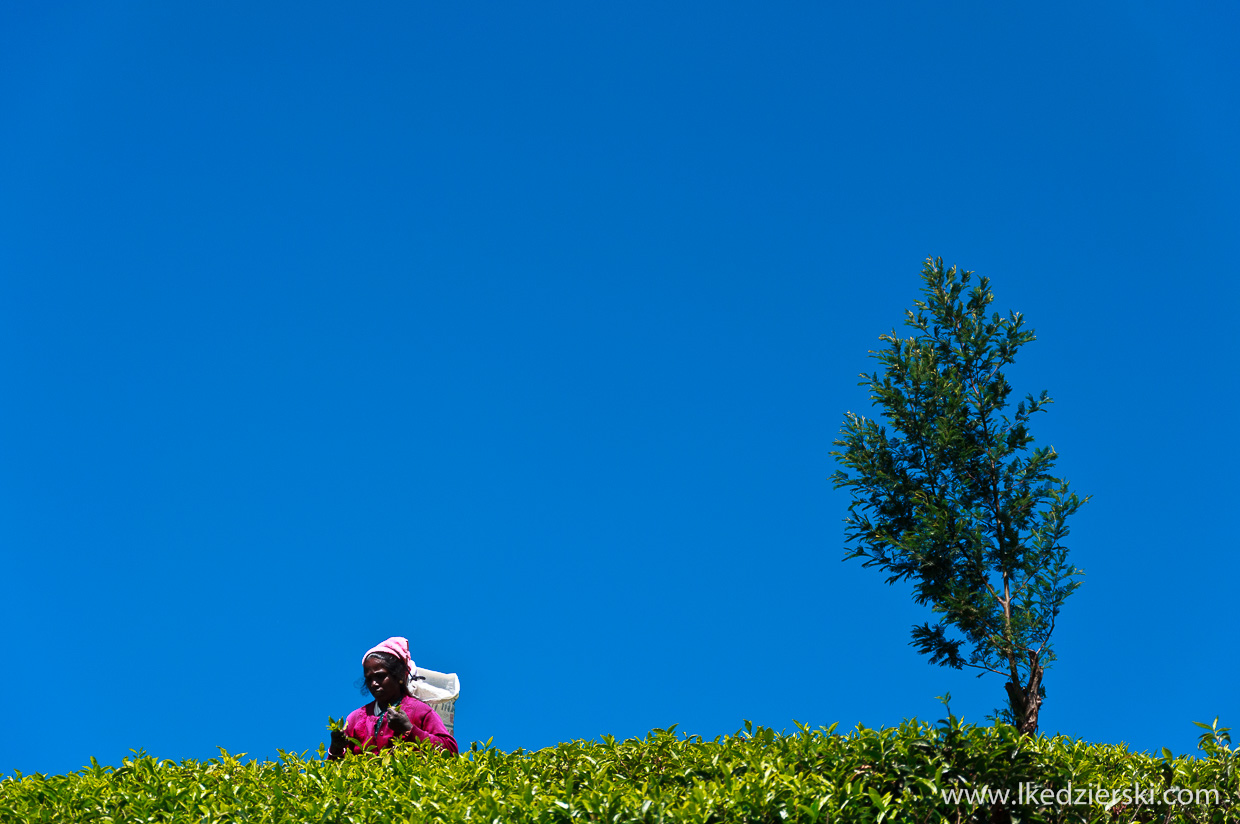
top-left (3, 717), bottom-right (1237, 823)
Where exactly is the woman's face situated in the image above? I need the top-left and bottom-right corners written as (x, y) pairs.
top-left (364, 657), bottom-right (403, 706)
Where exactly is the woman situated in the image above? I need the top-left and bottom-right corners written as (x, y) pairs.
top-left (329, 636), bottom-right (458, 757)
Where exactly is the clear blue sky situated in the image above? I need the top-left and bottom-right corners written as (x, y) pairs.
top-left (2, 2), bottom-right (1237, 778)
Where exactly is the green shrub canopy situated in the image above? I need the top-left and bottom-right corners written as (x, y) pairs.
top-left (3, 718), bottom-right (1237, 823)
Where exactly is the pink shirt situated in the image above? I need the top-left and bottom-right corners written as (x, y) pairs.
top-left (343, 695), bottom-right (458, 755)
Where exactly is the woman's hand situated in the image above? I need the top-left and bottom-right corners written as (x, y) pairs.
top-left (388, 704), bottom-right (413, 736)
top-left (329, 729), bottom-right (349, 758)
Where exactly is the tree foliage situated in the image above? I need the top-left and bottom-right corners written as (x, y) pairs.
top-left (831, 258), bottom-right (1088, 734)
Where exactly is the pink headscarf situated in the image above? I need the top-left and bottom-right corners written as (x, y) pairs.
top-left (363, 636), bottom-right (418, 694)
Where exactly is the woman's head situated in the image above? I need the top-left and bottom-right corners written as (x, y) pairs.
top-left (363, 651), bottom-right (409, 705)
top-left (358, 636), bottom-right (417, 704)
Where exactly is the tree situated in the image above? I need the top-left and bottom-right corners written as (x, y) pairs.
top-left (831, 258), bottom-right (1088, 734)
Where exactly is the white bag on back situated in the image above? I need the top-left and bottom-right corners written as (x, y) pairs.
top-left (412, 667), bottom-right (459, 735)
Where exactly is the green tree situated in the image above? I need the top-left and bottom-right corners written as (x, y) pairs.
top-left (831, 258), bottom-right (1088, 734)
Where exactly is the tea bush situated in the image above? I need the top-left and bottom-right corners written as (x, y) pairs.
top-left (3, 718), bottom-right (1236, 823)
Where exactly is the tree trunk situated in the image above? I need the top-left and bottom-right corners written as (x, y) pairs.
top-left (1004, 664), bottom-right (1043, 735)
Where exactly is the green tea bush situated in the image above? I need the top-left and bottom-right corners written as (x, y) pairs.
top-left (3, 717), bottom-right (1236, 823)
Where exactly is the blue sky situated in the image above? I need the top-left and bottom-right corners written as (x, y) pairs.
top-left (2, 2), bottom-right (1237, 778)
